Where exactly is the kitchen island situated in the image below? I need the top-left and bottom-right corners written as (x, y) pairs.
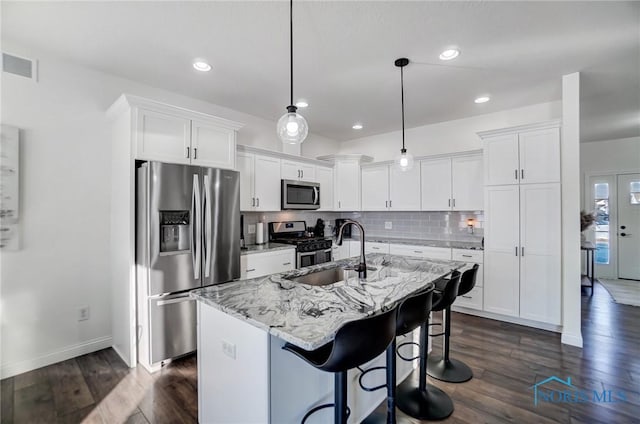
top-left (191, 254), bottom-right (463, 424)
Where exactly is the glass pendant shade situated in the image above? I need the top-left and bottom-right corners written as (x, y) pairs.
top-left (277, 108), bottom-right (308, 144)
top-left (395, 149), bottom-right (415, 172)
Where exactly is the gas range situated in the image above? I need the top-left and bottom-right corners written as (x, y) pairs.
top-left (268, 221), bottom-right (333, 267)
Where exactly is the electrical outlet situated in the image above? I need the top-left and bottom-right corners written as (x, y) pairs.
top-left (78, 306), bottom-right (90, 321)
top-left (248, 224), bottom-right (256, 234)
top-left (222, 339), bottom-right (236, 359)
top-left (385, 221), bottom-right (392, 230)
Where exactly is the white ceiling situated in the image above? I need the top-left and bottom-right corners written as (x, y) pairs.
top-left (3, 1), bottom-right (639, 142)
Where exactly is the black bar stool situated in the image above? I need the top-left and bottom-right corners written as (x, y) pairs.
top-left (358, 286), bottom-right (436, 424)
top-left (283, 308), bottom-right (397, 424)
top-left (395, 270), bottom-right (461, 421)
top-left (428, 264), bottom-right (479, 383)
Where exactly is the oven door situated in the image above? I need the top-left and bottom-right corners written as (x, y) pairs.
top-left (282, 180), bottom-right (320, 210)
top-left (297, 251), bottom-right (317, 268)
top-left (315, 248), bottom-right (332, 265)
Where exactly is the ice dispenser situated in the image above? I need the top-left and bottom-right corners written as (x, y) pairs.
top-left (159, 211), bottom-right (190, 253)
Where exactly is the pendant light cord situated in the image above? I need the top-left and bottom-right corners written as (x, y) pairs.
top-left (400, 65), bottom-right (405, 150)
top-left (289, 0), bottom-right (294, 107)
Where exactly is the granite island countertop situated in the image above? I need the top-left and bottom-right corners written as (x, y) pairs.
top-left (191, 254), bottom-right (464, 350)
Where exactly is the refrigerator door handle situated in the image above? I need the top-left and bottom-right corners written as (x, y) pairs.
top-left (203, 174), bottom-right (213, 278)
top-left (157, 294), bottom-right (195, 306)
top-left (192, 174), bottom-right (202, 280)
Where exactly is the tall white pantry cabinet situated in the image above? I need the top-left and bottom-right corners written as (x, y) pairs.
top-left (479, 121), bottom-right (562, 327)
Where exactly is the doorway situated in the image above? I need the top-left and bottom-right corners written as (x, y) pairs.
top-left (587, 173), bottom-right (640, 281)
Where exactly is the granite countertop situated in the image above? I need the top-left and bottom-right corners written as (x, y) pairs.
top-left (240, 242), bottom-right (295, 256)
top-left (191, 254), bottom-right (464, 350)
top-left (360, 236), bottom-right (483, 251)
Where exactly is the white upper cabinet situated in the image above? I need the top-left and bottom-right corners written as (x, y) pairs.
top-left (481, 122), bottom-right (560, 186)
top-left (421, 154), bottom-right (483, 211)
top-left (281, 160), bottom-right (316, 182)
top-left (518, 128), bottom-right (560, 184)
top-left (451, 155), bottom-right (483, 210)
top-left (136, 108), bottom-right (191, 164)
top-left (315, 166), bottom-right (334, 211)
top-left (421, 158), bottom-right (452, 211)
top-left (191, 119), bottom-right (236, 169)
top-left (389, 165), bottom-right (421, 211)
top-left (361, 165), bottom-right (390, 211)
top-left (362, 163), bottom-right (421, 211)
top-left (334, 159), bottom-right (362, 211)
top-left (238, 152), bottom-right (281, 211)
top-left (126, 96), bottom-right (242, 170)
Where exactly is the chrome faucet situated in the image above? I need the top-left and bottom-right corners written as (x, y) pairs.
top-left (336, 219), bottom-right (367, 279)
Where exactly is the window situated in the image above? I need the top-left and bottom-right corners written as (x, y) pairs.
top-left (594, 183), bottom-right (610, 264)
top-left (630, 181), bottom-right (640, 205)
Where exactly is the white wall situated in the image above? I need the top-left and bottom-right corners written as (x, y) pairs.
top-left (580, 137), bottom-right (640, 178)
top-left (338, 101), bottom-right (562, 160)
top-left (0, 42), bottom-right (338, 377)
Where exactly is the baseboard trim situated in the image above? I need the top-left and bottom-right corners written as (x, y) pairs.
top-left (561, 332), bottom-right (583, 348)
top-left (1, 336), bottom-right (112, 379)
top-left (451, 306), bottom-right (562, 333)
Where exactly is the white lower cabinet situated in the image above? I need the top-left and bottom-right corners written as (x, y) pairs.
top-left (240, 249), bottom-right (295, 279)
top-left (451, 249), bottom-right (484, 311)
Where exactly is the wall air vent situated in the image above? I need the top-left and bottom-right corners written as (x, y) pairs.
top-left (2, 53), bottom-right (37, 80)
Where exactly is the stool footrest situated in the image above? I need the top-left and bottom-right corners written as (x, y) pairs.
top-left (396, 341), bottom-right (420, 361)
top-left (301, 403), bottom-right (351, 424)
top-left (357, 366), bottom-right (387, 392)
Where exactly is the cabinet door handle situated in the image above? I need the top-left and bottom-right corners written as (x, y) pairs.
top-left (461, 295), bottom-right (472, 299)
top-left (521, 246), bottom-right (525, 256)
top-left (385, 201), bottom-right (388, 208)
top-left (194, 148), bottom-right (198, 159)
top-left (448, 199), bottom-right (451, 207)
top-left (414, 250), bottom-right (423, 254)
top-left (252, 197), bottom-right (255, 207)
top-left (297, 170), bottom-right (300, 178)
top-left (462, 254), bottom-right (473, 258)
top-left (246, 268), bottom-right (256, 272)
top-left (521, 169), bottom-right (524, 179)
top-left (515, 246), bottom-right (518, 256)
top-left (389, 200), bottom-right (392, 208)
top-left (283, 262), bottom-right (292, 266)
top-left (301, 170), bottom-right (304, 178)
top-left (372, 246), bottom-right (380, 250)
top-left (515, 169), bottom-right (518, 180)
top-left (256, 198), bottom-right (260, 207)
top-left (186, 147), bottom-right (190, 158)
top-left (452, 199), bottom-right (455, 208)
top-left (338, 201), bottom-right (341, 209)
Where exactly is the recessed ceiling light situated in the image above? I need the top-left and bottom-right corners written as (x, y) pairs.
top-left (295, 100), bottom-right (309, 108)
top-left (352, 123), bottom-right (363, 130)
top-left (474, 96), bottom-right (490, 104)
top-left (439, 49), bottom-right (460, 61)
top-left (193, 61), bottom-right (212, 72)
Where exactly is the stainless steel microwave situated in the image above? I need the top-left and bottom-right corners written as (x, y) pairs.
top-left (281, 179), bottom-right (320, 210)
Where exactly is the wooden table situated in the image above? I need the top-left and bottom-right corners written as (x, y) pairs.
top-left (581, 241), bottom-right (596, 296)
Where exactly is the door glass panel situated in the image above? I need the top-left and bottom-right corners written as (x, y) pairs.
top-left (594, 183), bottom-right (610, 264)
top-left (629, 181), bottom-right (640, 204)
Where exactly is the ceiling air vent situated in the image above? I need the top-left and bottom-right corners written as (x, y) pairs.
top-left (2, 53), bottom-right (37, 80)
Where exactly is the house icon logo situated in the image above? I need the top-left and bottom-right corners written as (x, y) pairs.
top-left (530, 376), bottom-right (574, 406)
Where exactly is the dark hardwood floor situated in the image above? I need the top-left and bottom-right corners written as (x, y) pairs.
top-left (2, 281), bottom-right (639, 423)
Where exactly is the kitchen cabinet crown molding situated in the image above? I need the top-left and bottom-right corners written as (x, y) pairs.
top-left (107, 93), bottom-right (244, 131)
top-left (360, 149), bottom-right (482, 168)
top-left (238, 144), bottom-right (334, 168)
top-left (476, 119), bottom-right (561, 139)
top-left (316, 154), bottom-right (374, 164)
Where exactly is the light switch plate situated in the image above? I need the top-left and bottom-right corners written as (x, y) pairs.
top-left (222, 339), bottom-right (236, 359)
top-left (385, 221), bottom-right (392, 230)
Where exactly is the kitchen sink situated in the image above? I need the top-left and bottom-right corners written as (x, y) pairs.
top-left (287, 267), bottom-right (349, 286)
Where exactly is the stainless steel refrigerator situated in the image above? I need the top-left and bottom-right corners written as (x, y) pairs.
top-left (136, 162), bottom-right (240, 367)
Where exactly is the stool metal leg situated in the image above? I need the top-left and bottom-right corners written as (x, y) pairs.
top-left (427, 307), bottom-right (473, 383)
top-left (396, 319), bottom-right (454, 420)
top-left (336, 372), bottom-right (348, 424)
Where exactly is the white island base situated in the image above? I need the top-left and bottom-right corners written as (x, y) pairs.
top-left (197, 303), bottom-right (418, 424)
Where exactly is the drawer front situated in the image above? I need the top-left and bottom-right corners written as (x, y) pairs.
top-left (452, 249), bottom-right (483, 263)
top-left (454, 286), bottom-right (483, 310)
top-left (365, 242), bottom-right (390, 254)
top-left (389, 244), bottom-right (451, 260)
top-left (241, 250), bottom-right (295, 279)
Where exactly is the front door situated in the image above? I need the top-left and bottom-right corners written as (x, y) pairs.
top-left (617, 173), bottom-right (640, 280)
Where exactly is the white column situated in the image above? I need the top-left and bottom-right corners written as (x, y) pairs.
top-left (561, 72), bottom-right (583, 348)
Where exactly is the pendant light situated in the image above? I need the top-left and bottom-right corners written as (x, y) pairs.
top-left (394, 58), bottom-right (414, 172)
top-left (277, 0), bottom-right (308, 145)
